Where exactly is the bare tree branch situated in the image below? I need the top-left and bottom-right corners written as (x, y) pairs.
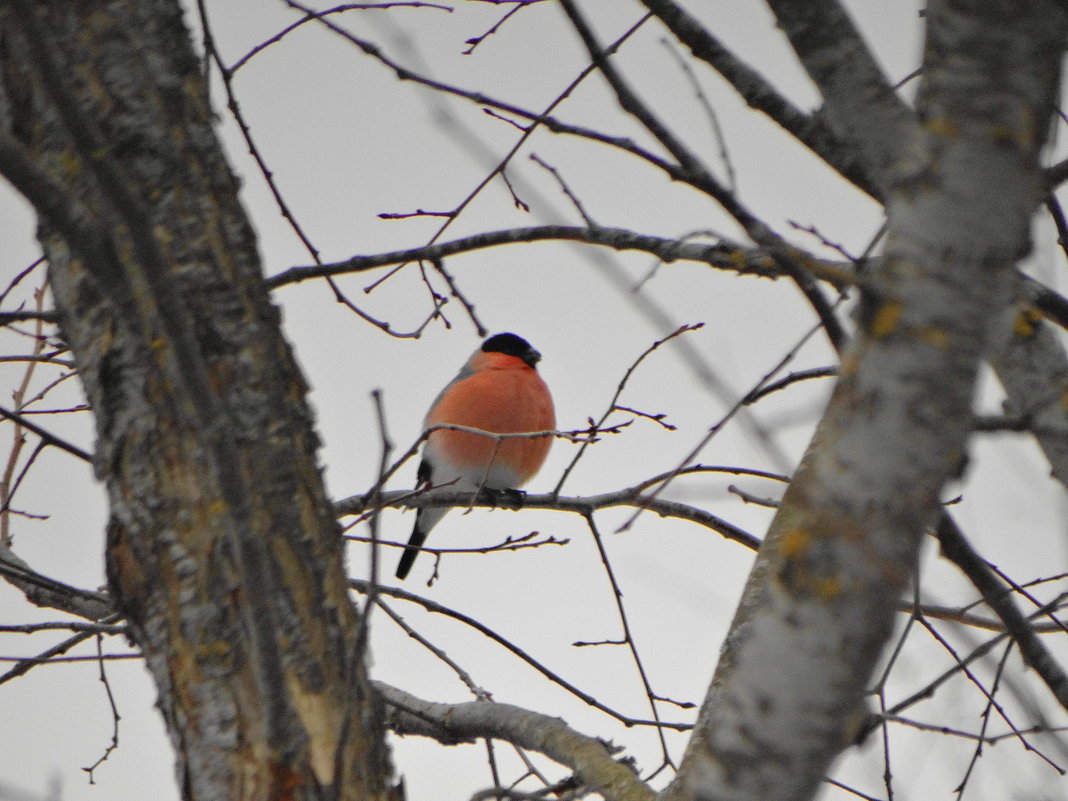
top-left (351, 581), bottom-right (692, 732)
top-left (374, 681), bottom-right (655, 801)
top-left (988, 294), bottom-right (1068, 487)
top-left (267, 226), bottom-right (841, 288)
top-left (0, 404), bottom-right (91, 463)
top-left (764, 0), bottom-right (914, 188)
top-left (639, 0), bottom-right (881, 199)
top-left (0, 310), bottom-right (58, 325)
top-left (0, 542), bottom-right (113, 621)
top-left (936, 515), bottom-right (1068, 710)
top-left (338, 486), bottom-right (761, 552)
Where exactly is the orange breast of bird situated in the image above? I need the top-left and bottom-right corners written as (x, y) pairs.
top-left (425, 351), bottom-right (555, 487)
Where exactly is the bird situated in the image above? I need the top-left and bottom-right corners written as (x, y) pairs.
top-left (395, 332), bottom-right (555, 580)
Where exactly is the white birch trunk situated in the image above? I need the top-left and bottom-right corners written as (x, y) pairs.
top-left (665, 2), bottom-right (1067, 799)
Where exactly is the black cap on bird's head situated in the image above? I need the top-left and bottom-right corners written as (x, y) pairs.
top-left (482, 332), bottom-right (541, 368)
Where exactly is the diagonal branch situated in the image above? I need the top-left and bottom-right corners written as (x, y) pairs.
top-left (0, 542), bottom-right (113, 621)
top-left (0, 404), bottom-right (92, 462)
top-left (763, 0), bottom-right (914, 189)
top-left (374, 681), bottom-right (655, 801)
top-left (558, 0), bottom-right (709, 180)
top-left (557, 0), bottom-right (772, 243)
top-left (936, 514), bottom-right (1068, 711)
top-left (639, 0), bottom-right (881, 199)
top-left (988, 289), bottom-right (1068, 487)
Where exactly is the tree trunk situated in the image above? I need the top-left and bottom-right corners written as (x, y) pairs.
top-left (665, 1), bottom-right (1067, 799)
top-left (0, 2), bottom-right (395, 799)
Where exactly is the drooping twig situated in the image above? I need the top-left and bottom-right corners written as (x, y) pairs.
top-left (580, 511), bottom-right (675, 777)
top-left (659, 37), bottom-right (737, 194)
top-left (228, 2), bottom-right (453, 73)
top-left (82, 634), bottom-right (122, 784)
top-left (377, 598), bottom-right (491, 700)
top-left (352, 580), bottom-right (691, 732)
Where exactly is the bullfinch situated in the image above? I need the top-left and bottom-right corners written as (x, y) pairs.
top-left (395, 333), bottom-right (555, 580)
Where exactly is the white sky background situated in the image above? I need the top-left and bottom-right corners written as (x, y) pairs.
top-left (2, 1), bottom-right (1068, 800)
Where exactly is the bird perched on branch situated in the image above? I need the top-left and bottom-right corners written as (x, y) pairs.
top-left (395, 333), bottom-right (555, 580)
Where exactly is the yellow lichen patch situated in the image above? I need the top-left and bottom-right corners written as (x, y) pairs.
top-left (915, 326), bottom-right (950, 349)
top-left (57, 149), bottom-right (81, 179)
top-left (870, 302), bottom-right (903, 338)
top-left (925, 115), bottom-right (959, 138)
top-left (1060, 387), bottom-right (1068, 410)
top-left (729, 249), bottom-right (748, 271)
top-left (838, 349), bottom-right (860, 377)
top-left (810, 574), bottom-right (842, 600)
top-left (990, 107), bottom-right (1037, 149)
top-left (1014, 106), bottom-right (1038, 150)
top-left (778, 527), bottom-right (811, 560)
top-left (777, 528), bottom-right (845, 601)
top-left (99, 317), bottom-right (115, 349)
top-left (196, 639), bottom-right (232, 661)
top-left (288, 677), bottom-right (341, 786)
top-left (1013, 307), bottom-right (1041, 338)
top-left (989, 124), bottom-right (1022, 148)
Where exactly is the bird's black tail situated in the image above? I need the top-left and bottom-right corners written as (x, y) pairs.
top-left (395, 514), bottom-right (428, 579)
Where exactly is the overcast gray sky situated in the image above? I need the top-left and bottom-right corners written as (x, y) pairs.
top-left (3, 2), bottom-right (1068, 800)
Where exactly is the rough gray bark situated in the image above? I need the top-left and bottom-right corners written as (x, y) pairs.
top-left (664, 2), bottom-right (1067, 799)
top-left (764, 0), bottom-right (913, 195)
top-left (990, 288), bottom-right (1068, 485)
top-left (0, 2), bottom-right (395, 799)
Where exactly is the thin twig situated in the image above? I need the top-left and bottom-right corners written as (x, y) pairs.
top-left (615, 313), bottom-right (831, 532)
top-left (937, 514), bottom-right (1068, 713)
top-left (198, 1), bottom-right (436, 338)
top-left (352, 580), bottom-right (692, 731)
top-left (553, 323), bottom-right (703, 495)
top-left (0, 405), bottom-right (91, 462)
top-left (82, 634), bottom-right (122, 784)
top-left (581, 511), bottom-right (675, 772)
top-left (378, 598), bottom-right (491, 699)
top-left (660, 37), bottom-right (736, 193)
top-left (529, 153), bottom-right (597, 227)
